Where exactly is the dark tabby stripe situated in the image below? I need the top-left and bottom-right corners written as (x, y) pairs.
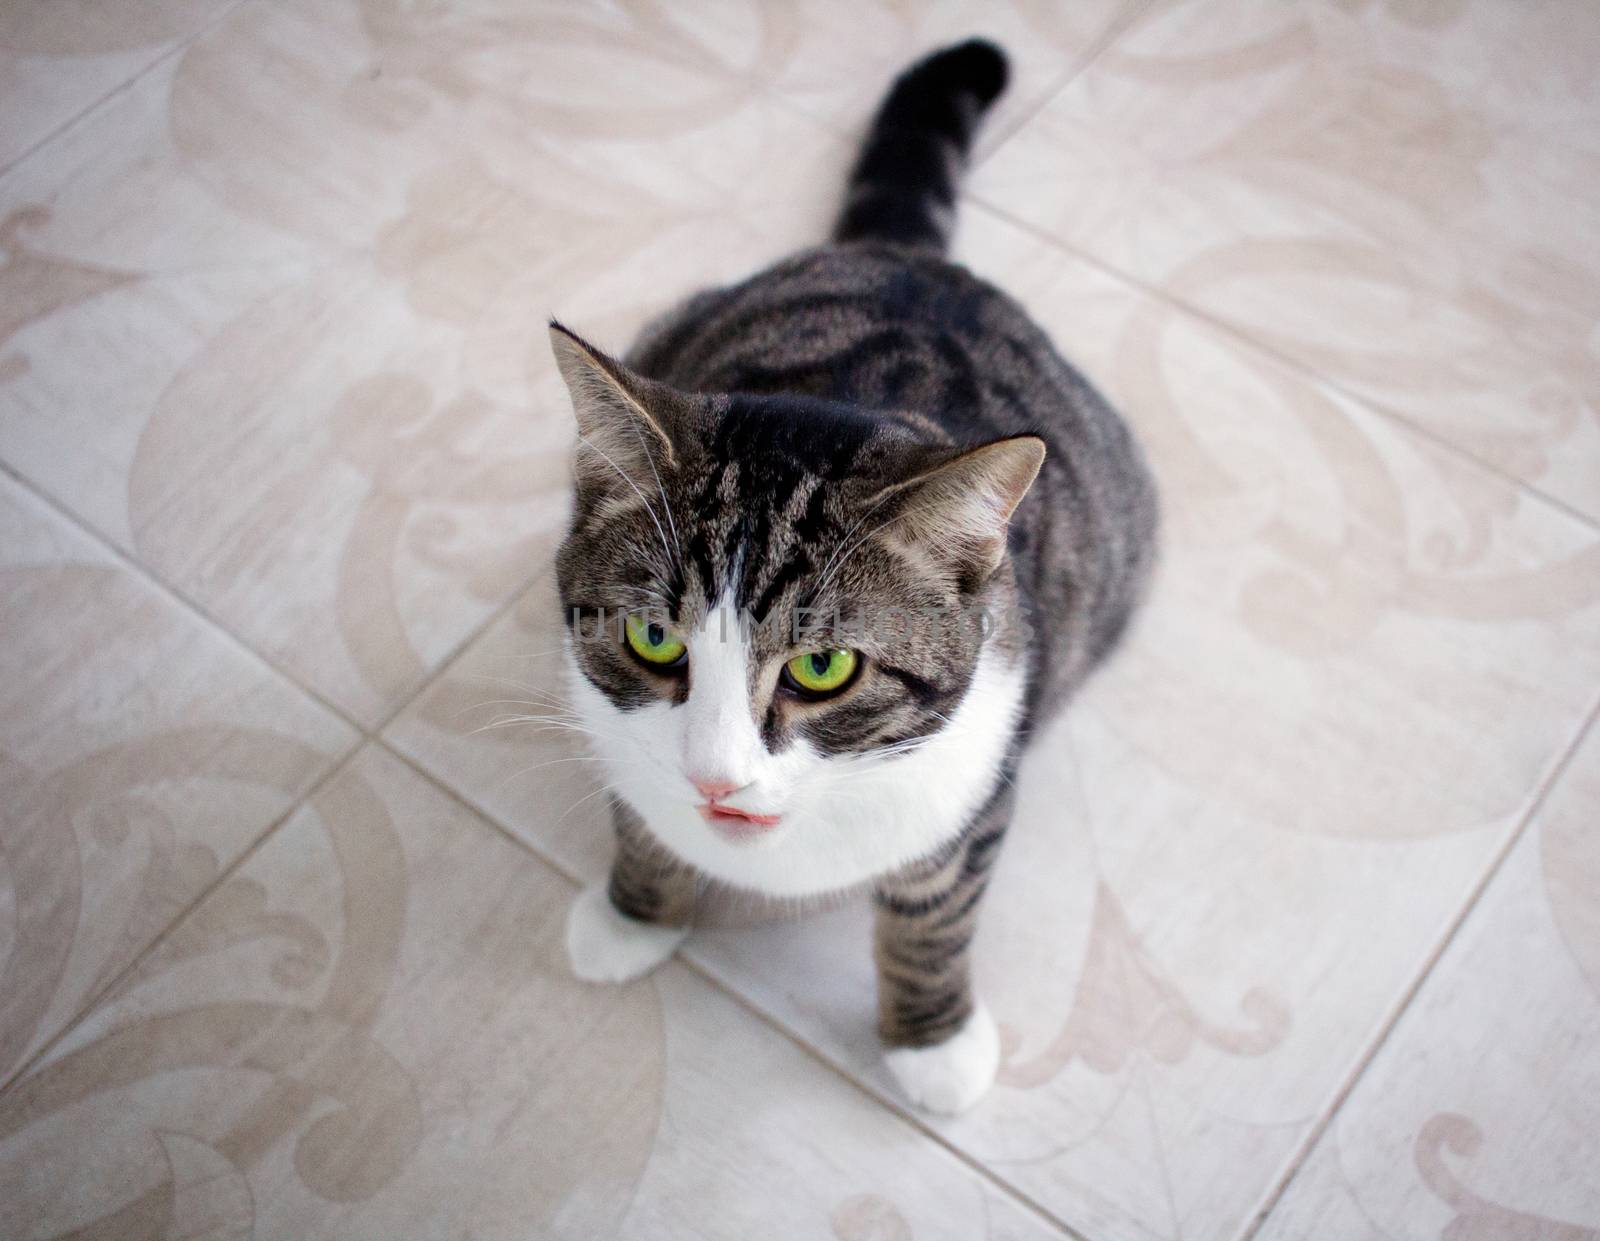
top-left (622, 239), bottom-right (1158, 727)
top-left (834, 39), bottom-right (1009, 253)
top-left (607, 804), bottom-right (697, 927)
top-left (872, 776), bottom-right (1016, 1046)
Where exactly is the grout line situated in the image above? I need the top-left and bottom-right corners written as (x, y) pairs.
top-left (757, 0), bottom-right (1162, 174)
top-left (0, 731), bottom-right (367, 1098)
top-left (379, 739), bottom-right (1094, 1241)
top-left (373, 735), bottom-right (570, 872)
top-left (975, 0), bottom-right (1163, 167)
top-left (0, 513), bottom-right (541, 1094)
top-left (0, 0), bottom-right (256, 187)
top-left (1237, 687), bottom-right (1600, 1240)
top-left (1, 451), bottom-right (552, 750)
top-left (363, 562), bottom-right (553, 742)
top-left (0, 237), bottom-right (551, 1100)
top-left (961, 197), bottom-right (1600, 536)
top-left (0, 477), bottom-right (554, 1092)
top-left (0, 459), bottom-right (363, 733)
top-left (676, 954), bottom-right (1095, 1241)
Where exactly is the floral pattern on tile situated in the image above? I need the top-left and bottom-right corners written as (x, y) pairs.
top-left (0, 745), bottom-right (1063, 1241)
top-left (0, 473), bottom-right (354, 1089)
top-left (1257, 717), bottom-right (1600, 1240)
top-left (662, 0), bottom-right (1152, 155)
top-left (970, 0), bottom-right (1600, 518)
top-left (0, 0), bottom-right (230, 171)
top-left (0, 0), bottom-right (850, 723)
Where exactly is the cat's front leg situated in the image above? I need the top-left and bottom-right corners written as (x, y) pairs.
top-left (873, 782), bottom-right (1013, 1115)
top-left (566, 802), bottom-right (696, 984)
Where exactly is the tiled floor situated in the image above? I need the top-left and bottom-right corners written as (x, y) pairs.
top-left (2, 3), bottom-right (1597, 1239)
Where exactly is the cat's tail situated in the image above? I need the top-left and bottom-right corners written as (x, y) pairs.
top-left (832, 39), bottom-right (1009, 254)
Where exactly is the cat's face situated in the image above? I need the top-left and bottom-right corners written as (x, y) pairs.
top-left (550, 325), bottom-right (1040, 894)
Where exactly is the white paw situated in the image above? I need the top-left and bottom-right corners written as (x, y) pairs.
top-left (884, 1002), bottom-right (1000, 1115)
top-left (565, 883), bottom-right (688, 984)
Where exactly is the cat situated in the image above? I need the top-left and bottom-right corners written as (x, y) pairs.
top-left (549, 39), bottom-right (1157, 1114)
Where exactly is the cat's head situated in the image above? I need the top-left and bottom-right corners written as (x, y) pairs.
top-left (549, 323), bottom-right (1042, 892)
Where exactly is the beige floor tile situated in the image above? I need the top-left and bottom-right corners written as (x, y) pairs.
top-left (970, 0), bottom-right (1600, 519)
top-left (1256, 717), bottom-right (1600, 1240)
top-left (0, 0), bottom-right (852, 724)
top-left (667, 0), bottom-right (1151, 155)
top-left (0, 744), bottom-right (1067, 1241)
top-left (0, 471), bottom-right (354, 1093)
top-left (0, 0), bottom-right (231, 172)
top-left (9, 3), bottom-right (1599, 1236)
top-left (387, 206), bottom-right (1600, 1240)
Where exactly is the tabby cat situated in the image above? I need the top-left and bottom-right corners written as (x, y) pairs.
top-left (550, 39), bottom-right (1157, 1114)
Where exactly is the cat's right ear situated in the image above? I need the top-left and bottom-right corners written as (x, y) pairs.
top-left (549, 321), bottom-right (681, 494)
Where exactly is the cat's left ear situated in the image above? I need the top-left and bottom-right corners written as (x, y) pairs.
top-left (549, 321), bottom-right (687, 495)
top-left (873, 435), bottom-right (1045, 579)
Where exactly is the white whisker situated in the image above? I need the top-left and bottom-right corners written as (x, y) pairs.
top-left (624, 408), bottom-right (681, 570)
top-left (813, 490), bottom-right (895, 597)
top-left (577, 433), bottom-right (677, 574)
top-left (815, 506), bottom-right (916, 596)
top-left (555, 780), bottom-right (624, 826)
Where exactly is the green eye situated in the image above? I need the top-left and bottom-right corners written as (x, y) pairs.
top-left (784, 648), bottom-right (858, 696)
top-left (625, 613), bottom-right (686, 667)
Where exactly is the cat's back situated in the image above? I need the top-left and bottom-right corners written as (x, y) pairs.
top-left (632, 243), bottom-right (1048, 412)
top-left (628, 242), bottom-right (1159, 716)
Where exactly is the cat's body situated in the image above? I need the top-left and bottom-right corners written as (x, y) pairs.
top-left (551, 41), bottom-right (1156, 1114)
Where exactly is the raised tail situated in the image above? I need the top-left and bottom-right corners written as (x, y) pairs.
top-left (832, 39), bottom-right (1009, 253)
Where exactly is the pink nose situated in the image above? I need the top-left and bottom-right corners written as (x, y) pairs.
top-left (691, 776), bottom-right (742, 801)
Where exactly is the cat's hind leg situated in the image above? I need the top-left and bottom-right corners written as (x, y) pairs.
top-left (566, 803), bottom-right (695, 984)
top-left (873, 781), bottom-right (1013, 1114)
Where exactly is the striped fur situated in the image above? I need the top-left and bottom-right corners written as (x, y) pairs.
top-left (552, 40), bottom-right (1159, 1110)
top-left (834, 39), bottom-right (1008, 253)
top-left (873, 767), bottom-right (1016, 1045)
top-left (606, 802), bottom-right (698, 927)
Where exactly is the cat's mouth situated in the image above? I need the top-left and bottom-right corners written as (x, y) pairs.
top-left (698, 802), bottom-right (782, 841)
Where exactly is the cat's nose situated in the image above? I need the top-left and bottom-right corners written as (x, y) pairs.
top-left (691, 775), bottom-right (744, 801)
